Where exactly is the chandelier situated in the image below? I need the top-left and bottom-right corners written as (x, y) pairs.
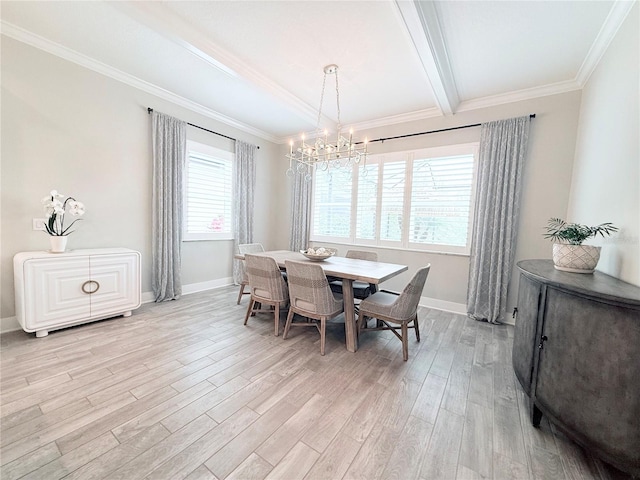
top-left (286, 64), bottom-right (368, 182)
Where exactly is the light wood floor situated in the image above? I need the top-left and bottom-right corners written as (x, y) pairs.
top-left (0, 286), bottom-right (633, 480)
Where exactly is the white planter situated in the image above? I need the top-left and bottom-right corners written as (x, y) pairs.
top-left (49, 235), bottom-right (68, 253)
top-left (552, 244), bottom-right (601, 273)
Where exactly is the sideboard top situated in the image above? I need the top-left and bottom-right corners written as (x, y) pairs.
top-left (517, 259), bottom-right (640, 307)
top-left (14, 248), bottom-right (140, 263)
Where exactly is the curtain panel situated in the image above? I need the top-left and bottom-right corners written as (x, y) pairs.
top-left (151, 111), bottom-right (186, 302)
top-left (232, 140), bottom-right (257, 284)
top-left (467, 116), bottom-right (531, 323)
top-left (289, 165), bottom-right (312, 251)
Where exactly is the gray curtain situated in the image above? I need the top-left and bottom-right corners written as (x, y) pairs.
top-left (152, 111), bottom-right (186, 302)
top-left (232, 140), bottom-right (257, 284)
top-left (289, 163), bottom-right (312, 251)
top-left (467, 116), bottom-right (530, 323)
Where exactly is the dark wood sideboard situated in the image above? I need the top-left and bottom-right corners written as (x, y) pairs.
top-left (513, 259), bottom-right (640, 476)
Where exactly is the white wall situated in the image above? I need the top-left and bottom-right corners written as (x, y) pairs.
top-left (0, 36), bottom-right (282, 330)
top-left (567, 4), bottom-right (639, 286)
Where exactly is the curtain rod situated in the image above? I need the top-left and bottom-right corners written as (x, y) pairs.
top-left (147, 108), bottom-right (259, 149)
top-left (357, 113), bottom-right (536, 145)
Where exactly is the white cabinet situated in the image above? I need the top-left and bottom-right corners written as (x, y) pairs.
top-left (14, 248), bottom-right (141, 337)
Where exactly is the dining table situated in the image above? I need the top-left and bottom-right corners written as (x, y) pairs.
top-left (235, 250), bottom-right (408, 352)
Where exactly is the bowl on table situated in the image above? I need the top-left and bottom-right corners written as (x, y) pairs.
top-left (300, 247), bottom-right (337, 261)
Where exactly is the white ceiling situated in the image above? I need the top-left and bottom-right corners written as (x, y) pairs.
top-left (1, 1), bottom-right (633, 143)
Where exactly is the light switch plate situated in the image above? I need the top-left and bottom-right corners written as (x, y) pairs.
top-left (33, 218), bottom-right (47, 231)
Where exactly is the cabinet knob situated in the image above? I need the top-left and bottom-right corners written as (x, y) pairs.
top-left (81, 280), bottom-right (100, 294)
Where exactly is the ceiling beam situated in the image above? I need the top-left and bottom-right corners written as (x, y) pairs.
top-left (110, 1), bottom-right (335, 130)
top-left (394, 0), bottom-right (459, 115)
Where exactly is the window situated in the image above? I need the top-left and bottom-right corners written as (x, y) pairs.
top-left (183, 140), bottom-right (233, 241)
top-left (310, 143), bottom-right (478, 254)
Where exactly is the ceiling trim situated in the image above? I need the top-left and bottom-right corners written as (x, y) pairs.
top-left (0, 21), bottom-right (279, 143)
top-left (111, 1), bottom-right (335, 130)
top-left (576, 0), bottom-right (636, 86)
top-left (394, 0), bottom-right (460, 115)
top-left (276, 107), bottom-right (443, 144)
top-left (457, 79), bottom-right (582, 113)
top-left (351, 107), bottom-right (442, 132)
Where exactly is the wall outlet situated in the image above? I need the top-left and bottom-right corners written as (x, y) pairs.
top-left (33, 218), bottom-right (47, 231)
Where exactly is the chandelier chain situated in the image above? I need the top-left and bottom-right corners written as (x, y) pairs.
top-left (334, 68), bottom-right (341, 130)
top-left (315, 71), bottom-right (328, 134)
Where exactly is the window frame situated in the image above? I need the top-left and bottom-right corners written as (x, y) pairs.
top-left (183, 140), bottom-right (234, 242)
top-left (310, 143), bottom-right (479, 255)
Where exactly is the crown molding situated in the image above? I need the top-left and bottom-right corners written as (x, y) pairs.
top-left (456, 79), bottom-right (582, 113)
top-left (576, 0), bottom-right (637, 86)
top-left (275, 108), bottom-right (442, 144)
top-left (351, 107), bottom-right (442, 132)
top-left (394, 0), bottom-right (459, 115)
top-left (1, 21), bottom-right (279, 143)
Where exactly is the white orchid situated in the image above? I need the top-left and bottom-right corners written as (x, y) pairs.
top-left (41, 190), bottom-right (86, 236)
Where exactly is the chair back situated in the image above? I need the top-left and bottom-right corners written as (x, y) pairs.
top-left (389, 265), bottom-right (431, 320)
top-left (285, 260), bottom-right (342, 316)
top-left (346, 250), bottom-right (378, 262)
top-left (238, 243), bottom-right (265, 282)
top-left (245, 254), bottom-right (288, 303)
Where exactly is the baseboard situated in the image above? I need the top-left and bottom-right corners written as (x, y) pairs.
top-left (1, 277), bottom-right (236, 334)
top-left (0, 316), bottom-right (20, 334)
top-left (141, 277), bottom-right (235, 304)
top-left (419, 296), bottom-right (467, 315)
top-left (1, 282), bottom-right (464, 334)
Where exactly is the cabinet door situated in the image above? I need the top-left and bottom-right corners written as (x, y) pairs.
top-left (512, 274), bottom-right (542, 395)
top-left (24, 257), bottom-right (91, 330)
top-left (535, 287), bottom-right (640, 465)
top-left (89, 253), bottom-right (140, 319)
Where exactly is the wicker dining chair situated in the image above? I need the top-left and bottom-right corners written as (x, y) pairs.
top-left (236, 243), bottom-right (265, 304)
top-left (329, 250), bottom-right (379, 300)
top-left (283, 260), bottom-right (344, 355)
top-left (357, 265), bottom-right (431, 361)
top-left (243, 253), bottom-right (289, 336)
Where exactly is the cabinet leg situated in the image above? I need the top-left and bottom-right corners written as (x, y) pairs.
top-left (36, 330), bottom-right (49, 338)
top-left (531, 402), bottom-right (543, 428)
top-left (122, 311), bottom-right (132, 318)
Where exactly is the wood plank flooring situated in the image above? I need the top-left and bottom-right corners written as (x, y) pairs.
top-left (0, 286), bottom-right (634, 480)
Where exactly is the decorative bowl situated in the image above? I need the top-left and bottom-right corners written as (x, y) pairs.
top-left (300, 247), bottom-right (337, 261)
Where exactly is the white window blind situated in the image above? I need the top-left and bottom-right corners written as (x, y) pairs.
top-left (184, 141), bottom-right (233, 241)
top-left (355, 164), bottom-right (378, 241)
top-left (312, 167), bottom-right (352, 239)
top-left (310, 143), bottom-right (478, 254)
top-left (380, 160), bottom-right (406, 242)
top-left (409, 154), bottom-right (475, 248)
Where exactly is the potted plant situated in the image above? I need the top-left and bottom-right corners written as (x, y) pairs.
top-left (544, 218), bottom-right (618, 273)
top-left (42, 190), bottom-right (86, 253)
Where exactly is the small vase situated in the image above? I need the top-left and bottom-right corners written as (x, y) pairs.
top-left (49, 235), bottom-right (68, 253)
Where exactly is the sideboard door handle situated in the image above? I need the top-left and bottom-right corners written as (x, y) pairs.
top-left (81, 280), bottom-right (100, 294)
top-left (538, 335), bottom-right (548, 350)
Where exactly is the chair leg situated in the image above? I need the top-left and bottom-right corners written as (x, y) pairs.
top-left (243, 298), bottom-right (254, 325)
top-left (283, 308), bottom-right (294, 339)
top-left (320, 318), bottom-right (326, 356)
top-left (237, 283), bottom-right (246, 305)
top-left (274, 302), bottom-right (280, 337)
top-left (414, 314), bottom-right (420, 342)
top-left (401, 322), bottom-right (409, 361)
